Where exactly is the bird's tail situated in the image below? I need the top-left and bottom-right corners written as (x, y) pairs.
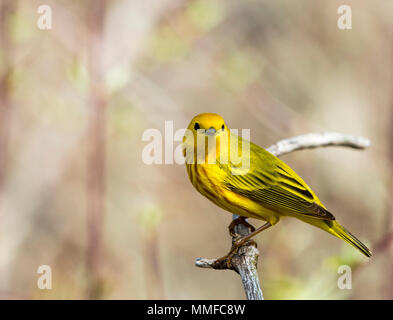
top-left (328, 220), bottom-right (372, 258)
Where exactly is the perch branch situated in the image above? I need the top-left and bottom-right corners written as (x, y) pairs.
top-left (195, 131), bottom-right (370, 300)
top-left (266, 132), bottom-right (370, 157)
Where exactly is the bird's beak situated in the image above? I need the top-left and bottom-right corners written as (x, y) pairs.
top-left (205, 127), bottom-right (217, 136)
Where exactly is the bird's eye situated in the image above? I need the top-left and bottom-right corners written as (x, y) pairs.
top-left (221, 124), bottom-right (225, 130)
top-left (194, 123), bottom-right (200, 130)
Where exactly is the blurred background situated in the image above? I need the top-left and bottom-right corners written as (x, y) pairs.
top-left (0, 0), bottom-right (392, 299)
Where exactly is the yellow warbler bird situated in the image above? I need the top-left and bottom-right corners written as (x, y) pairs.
top-left (183, 113), bottom-right (371, 258)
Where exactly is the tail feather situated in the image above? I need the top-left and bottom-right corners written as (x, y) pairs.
top-left (330, 221), bottom-right (372, 258)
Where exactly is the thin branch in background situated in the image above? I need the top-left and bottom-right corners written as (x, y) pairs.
top-left (137, 207), bottom-right (165, 299)
top-left (266, 132), bottom-right (370, 157)
top-left (142, 228), bottom-right (165, 299)
top-left (196, 132), bottom-right (371, 300)
top-left (86, 0), bottom-right (107, 299)
top-left (0, 0), bottom-right (16, 194)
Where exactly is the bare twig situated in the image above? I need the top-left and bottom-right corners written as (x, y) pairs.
top-left (196, 218), bottom-right (263, 300)
top-left (195, 132), bottom-right (370, 300)
top-left (266, 132), bottom-right (370, 157)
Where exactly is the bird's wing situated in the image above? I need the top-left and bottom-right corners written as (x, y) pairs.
top-left (222, 146), bottom-right (335, 220)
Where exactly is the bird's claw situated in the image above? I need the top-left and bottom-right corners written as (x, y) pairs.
top-left (228, 217), bottom-right (256, 237)
top-left (212, 239), bottom-right (257, 269)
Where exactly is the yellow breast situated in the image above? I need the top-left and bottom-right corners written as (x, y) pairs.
top-left (186, 162), bottom-right (280, 224)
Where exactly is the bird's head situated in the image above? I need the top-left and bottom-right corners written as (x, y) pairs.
top-left (183, 113), bottom-right (229, 162)
top-left (186, 113), bottom-right (228, 136)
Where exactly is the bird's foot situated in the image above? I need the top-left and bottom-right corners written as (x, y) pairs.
top-left (212, 239), bottom-right (257, 270)
top-left (228, 217), bottom-right (255, 237)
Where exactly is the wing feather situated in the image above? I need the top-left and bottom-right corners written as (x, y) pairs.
top-left (222, 143), bottom-right (335, 221)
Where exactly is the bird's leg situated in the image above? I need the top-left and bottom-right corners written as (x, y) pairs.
top-left (232, 221), bottom-right (272, 248)
top-left (228, 216), bottom-right (255, 237)
top-left (213, 221), bottom-right (272, 269)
